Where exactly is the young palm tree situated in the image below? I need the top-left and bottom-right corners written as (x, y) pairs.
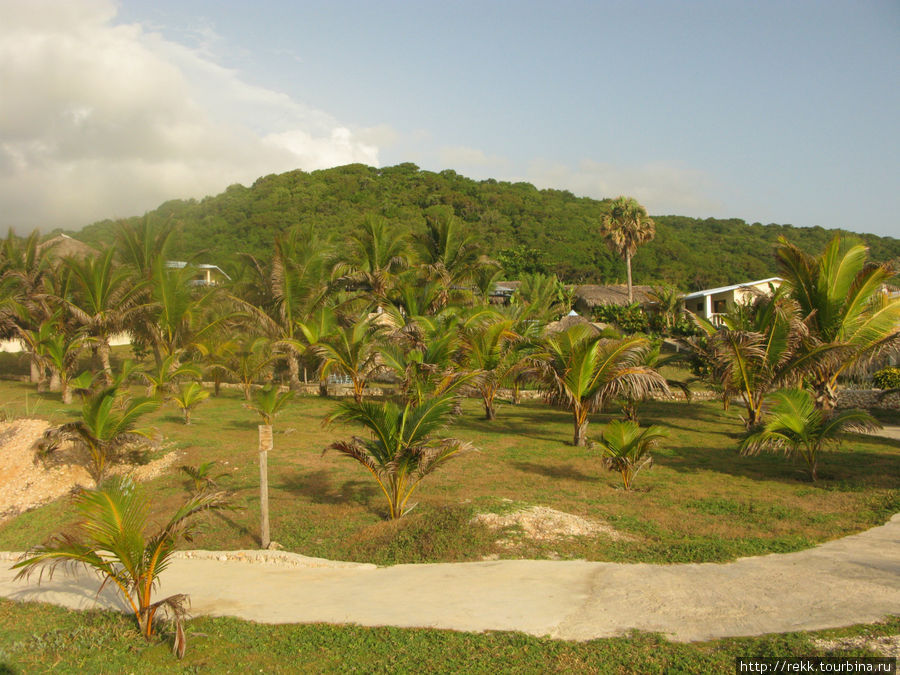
top-left (325, 394), bottom-right (474, 520)
top-left (459, 317), bottom-right (522, 420)
top-left (65, 248), bottom-right (143, 384)
top-left (740, 388), bottom-right (878, 482)
top-left (598, 420), bottom-right (668, 490)
top-left (13, 477), bottom-right (228, 657)
top-left (689, 290), bottom-right (821, 428)
top-left (776, 235), bottom-right (900, 412)
top-left (600, 196), bottom-right (656, 303)
top-left (37, 328), bottom-right (88, 404)
top-left (314, 317), bottom-right (381, 403)
top-left (247, 385), bottom-right (295, 548)
top-left (535, 324), bottom-right (668, 446)
top-left (172, 381), bottom-right (209, 425)
top-left (35, 385), bottom-right (159, 486)
top-left (139, 352), bottom-right (202, 399)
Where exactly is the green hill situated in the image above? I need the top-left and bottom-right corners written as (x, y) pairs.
top-left (72, 163), bottom-right (900, 290)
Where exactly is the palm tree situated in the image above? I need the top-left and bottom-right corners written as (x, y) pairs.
top-left (740, 388), bottom-right (878, 481)
top-left (334, 216), bottom-right (409, 305)
top-left (314, 317), bottom-right (381, 403)
top-left (65, 248), bottom-right (143, 384)
top-left (600, 196), bottom-right (656, 303)
top-left (35, 385), bottom-right (159, 486)
top-left (247, 385), bottom-right (295, 548)
top-left (13, 476), bottom-right (228, 657)
top-left (597, 420), bottom-right (668, 490)
top-left (325, 394), bottom-right (474, 520)
top-left (172, 381), bottom-right (209, 424)
top-left (233, 225), bottom-right (330, 389)
top-left (230, 336), bottom-right (275, 401)
top-left (37, 326), bottom-right (88, 404)
top-left (775, 235), bottom-right (900, 411)
top-left (535, 324), bottom-right (668, 446)
top-left (139, 352), bottom-right (203, 399)
top-left (459, 317), bottom-right (522, 420)
top-left (688, 290), bottom-right (819, 428)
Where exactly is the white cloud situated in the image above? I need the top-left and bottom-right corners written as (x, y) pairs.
top-left (0, 0), bottom-right (381, 231)
top-left (523, 159), bottom-right (722, 215)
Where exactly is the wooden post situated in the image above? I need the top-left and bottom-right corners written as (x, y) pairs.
top-left (258, 424), bottom-right (273, 549)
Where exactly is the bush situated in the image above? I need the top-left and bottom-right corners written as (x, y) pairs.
top-left (591, 303), bottom-right (649, 334)
top-left (873, 367), bottom-right (900, 390)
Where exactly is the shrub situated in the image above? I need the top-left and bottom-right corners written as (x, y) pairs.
top-left (872, 367), bottom-right (900, 390)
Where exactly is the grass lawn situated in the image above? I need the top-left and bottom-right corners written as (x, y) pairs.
top-left (0, 599), bottom-right (896, 674)
top-left (0, 374), bottom-right (897, 566)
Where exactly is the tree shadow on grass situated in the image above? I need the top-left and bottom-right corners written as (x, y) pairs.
top-left (278, 469), bottom-right (379, 513)
top-left (510, 461), bottom-right (596, 483)
top-left (656, 433), bottom-right (900, 489)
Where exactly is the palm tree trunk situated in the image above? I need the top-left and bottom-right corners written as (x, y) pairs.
top-left (288, 355), bottom-right (302, 391)
top-left (626, 252), bottom-right (633, 304)
top-left (573, 408), bottom-right (589, 447)
top-left (49, 369), bottom-right (61, 392)
top-left (29, 354), bottom-right (42, 385)
top-left (61, 379), bottom-right (72, 405)
top-left (97, 340), bottom-right (113, 385)
top-left (258, 425), bottom-right (272, 549)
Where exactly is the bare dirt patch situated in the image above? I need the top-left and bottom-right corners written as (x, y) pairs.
top-left (0, 418), bottom-right (179, 522)
top-left (473, 505), bottom-right (631, 549)
top-left (812, 634), bottom-right (900, 658)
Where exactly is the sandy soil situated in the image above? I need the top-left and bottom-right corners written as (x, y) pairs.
top-left (0, 418), bottom-right (179, 522)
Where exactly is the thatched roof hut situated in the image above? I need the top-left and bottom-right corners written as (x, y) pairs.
top-left (543, 313), bottom-right (602, 336)
top-left (573, 284), bottom-right (653, 313)
top-left (37, 234), bottom-right (98, 262)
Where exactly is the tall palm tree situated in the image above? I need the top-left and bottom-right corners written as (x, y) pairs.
top-left (13, 477), bottom-right (228, 657)
top-left (535, 324), bottom-right (668, 446)
top-left (600, 196), bottom-right (656, 303)
top-left (334, 216), bottom-right (409, 305)
top-left (325, 394), bottom-right (474, 520)
top-left (775, 235), bottom-right (900, 411)
top-left (740, 388), bottom-right (878, 481)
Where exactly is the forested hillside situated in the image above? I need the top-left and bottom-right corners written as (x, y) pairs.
top-left (72, 163), bottom-right (899, 290)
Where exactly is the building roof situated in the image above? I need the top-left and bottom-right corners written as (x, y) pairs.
top-left (573, 284), bottom-right (653, 307)
top-left (681, 277), bottom-right (782, 300)
top-left (165, 260), bottom-right (231, 280)
top-left (37, 234), bottom-right (98, 261)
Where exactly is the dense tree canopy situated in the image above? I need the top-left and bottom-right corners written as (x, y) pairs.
top-left (66, 164), bottom-right (898, 291)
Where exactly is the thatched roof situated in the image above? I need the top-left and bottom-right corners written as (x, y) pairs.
top-left (543, 314), bottom-right (600, 336)
top-left (573, 284), bottom-right (653, 309)
top-left (37, 234), bottom-right (98, 262)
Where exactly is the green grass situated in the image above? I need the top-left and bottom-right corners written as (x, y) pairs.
top-left (0, 599), bottom-right (896, 674)
top-left (0, 372), bottom-right (898, 567)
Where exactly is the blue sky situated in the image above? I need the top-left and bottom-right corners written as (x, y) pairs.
top-left (2, 0), bottom-right (898, 237)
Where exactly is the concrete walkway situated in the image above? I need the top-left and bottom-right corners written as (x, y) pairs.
top-left (2, 514), bottom-right (898, 642)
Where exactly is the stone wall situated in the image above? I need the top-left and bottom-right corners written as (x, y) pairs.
top-left (836, 389), bottom-right (900, 411)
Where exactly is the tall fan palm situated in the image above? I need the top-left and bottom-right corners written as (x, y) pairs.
top-left (600, 196), bottom-right (656, 304)
top-left (325, 394), bottom-right (474, 520)
top-left (740, 388), bottom-right (878, 481)
top-left (36, 385), bottom-right (159, 486)
top-left (65, 248), bottom-right (143, 384)
top-left (535, 324), bottom-right (668, 446)
top-left (775, 235), bottom-right (900, 411)
top-left (13, 477), bottom-right (228, 657)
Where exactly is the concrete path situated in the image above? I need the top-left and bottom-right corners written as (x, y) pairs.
top-left (1, 514), bottom-right (898, 643)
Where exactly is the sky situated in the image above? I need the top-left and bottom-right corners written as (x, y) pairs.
top-left (1, 0), bottom-right (898, 237)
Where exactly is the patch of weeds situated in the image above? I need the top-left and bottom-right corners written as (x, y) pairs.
top-left (338, 504), bottom-right (497, 565)
top-left (685, 497), bottom-right (799, 525)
